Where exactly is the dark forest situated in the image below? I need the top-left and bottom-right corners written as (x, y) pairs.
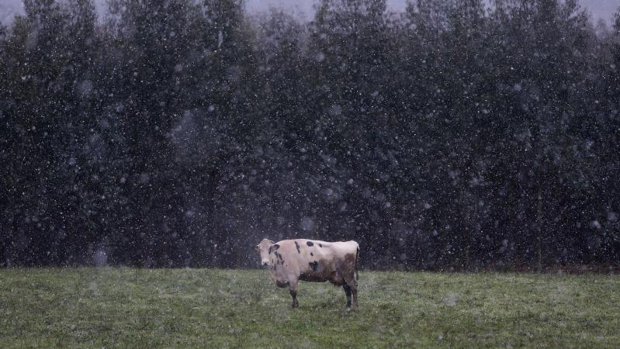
top-left (1, 0), bottom-right (620, 270)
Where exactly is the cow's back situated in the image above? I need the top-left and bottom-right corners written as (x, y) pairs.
top-left (295, 239), bottom-right (357, 280)
top-left (271, 239), bottom-right (356, 273)
top-left (302, 240), bottom-right (356, 259)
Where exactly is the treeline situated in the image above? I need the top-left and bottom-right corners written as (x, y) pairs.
top-left (1, 0), bottom-right (620, 270)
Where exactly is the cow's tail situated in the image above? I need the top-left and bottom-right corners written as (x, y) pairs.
top-left (355, 245), bottom-right (360, 281)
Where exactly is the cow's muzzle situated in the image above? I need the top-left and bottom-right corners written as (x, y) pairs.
top-left (262, 261), bottom-right (269, 267)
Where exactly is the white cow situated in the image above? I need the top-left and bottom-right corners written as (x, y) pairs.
top-left (255, 238), bottom-right (359, 310)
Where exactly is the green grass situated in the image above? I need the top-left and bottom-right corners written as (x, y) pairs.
top-left (0, 269), bottom-right (619, 348)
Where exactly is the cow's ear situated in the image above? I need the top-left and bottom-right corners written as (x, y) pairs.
top-left (268, 243), bottom-right (280, 254)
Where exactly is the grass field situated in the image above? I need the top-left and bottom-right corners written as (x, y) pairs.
top-left (0, 269), bottom-right (619, 348)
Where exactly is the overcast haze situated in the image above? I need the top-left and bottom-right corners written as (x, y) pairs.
top-left (1, 0), bottom-right (618, 24)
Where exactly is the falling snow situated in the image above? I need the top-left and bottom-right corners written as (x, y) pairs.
top-left (0, 0), bottom-right (619, 271)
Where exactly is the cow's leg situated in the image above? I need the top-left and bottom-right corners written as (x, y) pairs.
top-left (344, 275), bottom-right (358, 310)
top-left (289, 280), bottom-right (299, 308)
top-left (343, 284), bottom-right (352, 310)
top-left (351, 285), bottom-right (358, 310)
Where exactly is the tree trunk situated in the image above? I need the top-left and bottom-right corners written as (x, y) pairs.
top-left (536, 186), bottom-right (543, 272)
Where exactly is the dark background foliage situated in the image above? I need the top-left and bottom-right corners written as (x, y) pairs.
top-left (1, 0), bottom-right (620, 270)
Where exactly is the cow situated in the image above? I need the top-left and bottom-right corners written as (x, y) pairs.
top-left (255, 238), bottom-right (360, 310)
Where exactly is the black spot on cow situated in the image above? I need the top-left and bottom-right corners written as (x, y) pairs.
top-left (310, 252), bottom-right (314, 256)
top-left (309, 261), bottom-right (319, 272)
top-left (275, 251), bottom-right (284, 265)
top-left (319, 243), bottom-right (323, 248)
top-left (295, 241), bottom-right (301, 254)
top-left (306, 241), bottom-right (314, 247)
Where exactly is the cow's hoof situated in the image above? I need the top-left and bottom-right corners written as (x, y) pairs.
top-left (346, 307), bottom-right (351, 311)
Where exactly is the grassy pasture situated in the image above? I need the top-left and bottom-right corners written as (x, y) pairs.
top-left (0, 268), bottom-right (618, 348)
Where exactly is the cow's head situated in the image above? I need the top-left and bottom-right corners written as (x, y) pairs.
top-left (255, 238), bottom-right (277, 267)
